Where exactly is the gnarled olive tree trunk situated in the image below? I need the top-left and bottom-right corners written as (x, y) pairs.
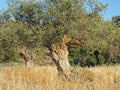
top-left (48, 35), bottom-right (85, 77)
top-left (19, 47), bottom-right (38, 68)
top-left (50, 43), bottom-right (72, 77)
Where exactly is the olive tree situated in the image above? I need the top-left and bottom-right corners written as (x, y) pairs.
top-left (6, 0), bottom-right (108, 77)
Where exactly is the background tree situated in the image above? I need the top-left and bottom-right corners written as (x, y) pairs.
top-left (0, 20), bottom-right (19, 62)
top-left (112, 16), bottom-right (120, 27)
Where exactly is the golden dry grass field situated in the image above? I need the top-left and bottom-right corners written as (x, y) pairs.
top-left (0, 64), bottom-right (120, 90)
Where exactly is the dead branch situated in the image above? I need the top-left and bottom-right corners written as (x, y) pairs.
top-left (62, 35), bottom-right (85, 45)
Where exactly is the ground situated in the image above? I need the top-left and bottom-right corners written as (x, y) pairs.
top-left (0, 63), bottom-right (120, 90)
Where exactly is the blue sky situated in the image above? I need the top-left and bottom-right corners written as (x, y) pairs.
top-left (100, 0), bottom-right (120, 20)
top-left (0, 0), bottom-right (120, 20)
top-left (0, 0), bottom-right (7, 10)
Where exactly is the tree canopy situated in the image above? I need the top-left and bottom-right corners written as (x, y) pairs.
top-left (0, 0), bottom-right (120, 67)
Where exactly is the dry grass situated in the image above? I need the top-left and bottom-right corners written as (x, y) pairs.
top-left (0, 64), bottom-right (120, 90)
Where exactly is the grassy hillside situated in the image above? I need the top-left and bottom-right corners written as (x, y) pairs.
top-left (0, 64), bottom-right (120, 90)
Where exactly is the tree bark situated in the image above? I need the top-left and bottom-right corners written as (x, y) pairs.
top-left (50, 43), bottom-right (72, 77)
